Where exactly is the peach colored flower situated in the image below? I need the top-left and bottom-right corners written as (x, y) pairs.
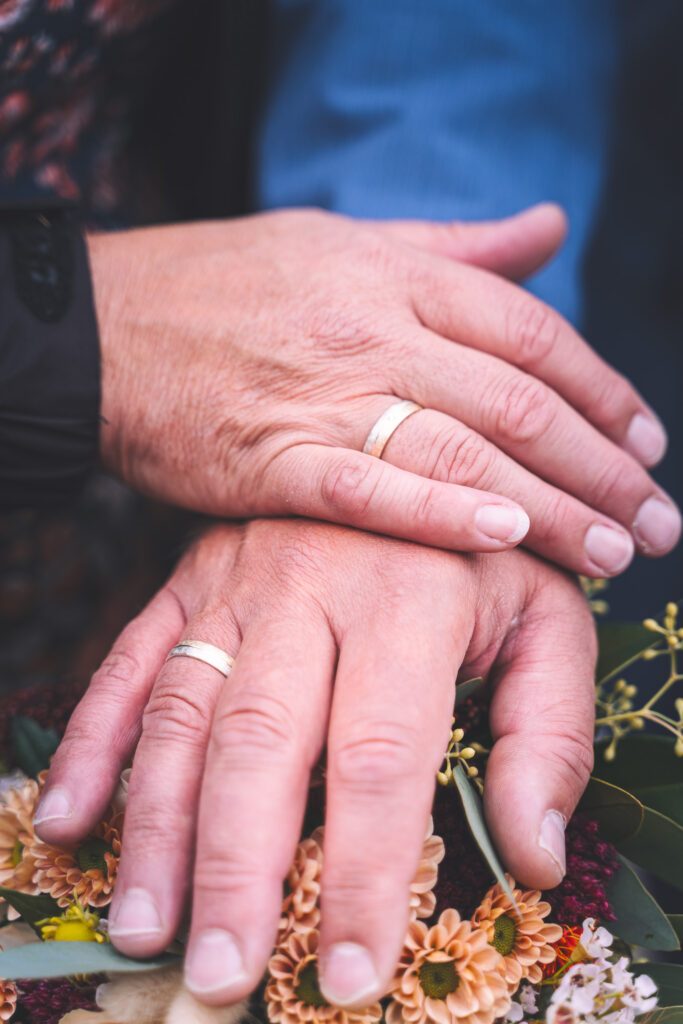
top-left (410, 817), bottom-right (445, 921)
top-left (0, 778), bottom-right (41, 918)
top-left (33, 813), bottom-right (122, 908)
top-left (472, 875), bottom-right (563, 988)
top-left (280, 835), bottom-right (324, 939)
top-left (387, 907), bottom-right (510, 1024)
top-left (0, 980), bottom-right (17, 1022)
top-left (267, 929), bottom-right (382, 1024)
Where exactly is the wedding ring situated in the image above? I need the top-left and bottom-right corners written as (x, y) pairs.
top-left (362, 400), bottom-right (423, 459)
top-left (166, 640), bottom-right (235, 678)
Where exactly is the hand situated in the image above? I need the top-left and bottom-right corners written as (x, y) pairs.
top-left (89, 204), bottom-right (679, 577)
top-left (36, 520), bottom-right (597, 1008)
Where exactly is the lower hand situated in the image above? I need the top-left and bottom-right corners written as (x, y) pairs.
top-left (90, 205), bottom-right (679, 576)
top-left (37, 520), bottom-right (596, 1007)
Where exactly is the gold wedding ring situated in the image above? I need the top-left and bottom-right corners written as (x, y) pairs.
top-left (362, 400), bottom-right (423, 459)
top-left (166, 640), bottom-right (235, 678)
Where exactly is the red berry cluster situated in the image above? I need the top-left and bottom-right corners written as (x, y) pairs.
top-left (544, 814), bottom-right (619, 925)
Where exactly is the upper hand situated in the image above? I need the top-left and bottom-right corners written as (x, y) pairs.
top-left (89, 205), bottom-right (679, 577)
top-left (36, 519), bottom-right (596, 1008)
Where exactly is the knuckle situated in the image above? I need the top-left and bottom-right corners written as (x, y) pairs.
top-left (492, 374), bottom-right (556, 446)
top-left (333, 722), bottom-right (422, 793)
top-left (428, 426), bottom-right (492, 489)
top-left (534, 490), bottom-right (575, 544)
top-left (141, 687), bottom-right (212, 748)
top-left (588, 455), bottom-right (634, 508)
top-left (508, 297), bottom-right (560, 366)
top-left (92, 648), bottom-right (141, 695)
top-left (320, 457), bottom-right (380, 519)
top-left (589, 370), bottom-right (635, 429)
top-left (323, 867), bottom-right (399, 909)
top-left (121, 807), bottom-right (186, 854)
top-left (194, 856), bottom-right (267, 894)
top-left (211, 691), bottom-right (297, 765)
top-left (545, 731), bottom-right (595, 792)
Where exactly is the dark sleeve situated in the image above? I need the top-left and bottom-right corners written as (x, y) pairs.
top-left (0, 207), bottom-right (101, 510)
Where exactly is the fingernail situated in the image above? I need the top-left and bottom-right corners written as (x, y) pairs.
top-left (624, 413), bottom-right (667, 466)
top-left (34, 787), bottom-right (73, 826)
top-left (321, 942), bottom-right (380, 1007)
top-left (185, 929), bottom-right (247, 995)
top-left (108, 888), bottom-right (163, 938)
top-left (475, 505), bottom-right (530, 544)
top-left (633, 496), bottom-right (682, 554)
top-left (539, 810), bottom-right (566, 881)
top-left (584, 524), bottom-right (634, 575)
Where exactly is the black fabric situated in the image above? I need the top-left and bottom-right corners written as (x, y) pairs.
top-left (0, 207), bottom-right (100, 510)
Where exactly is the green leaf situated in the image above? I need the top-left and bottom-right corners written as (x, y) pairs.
top-left (596, 621), bottom-right (659, 684)
top-left (593, 736), bottom-right (683, 827)
top-left (9, 716), bottom-right (59, 778)
top-left (451, 764), bottom-right (517, 908)
top-left (669, 917), bottom-right (683, 943)
top-left (579, 777), bottom-right (644, 842)
top-left (642, 1008), bottom-right (683, 1024)
top-left (0, 888), bottom-right (61, 937)
top-left (0, 940), bottom-right (180, 980)
top-left (618, 807), bottom-right (683, 891)
top-left (455, 678), bottom-right (485, 705)
top-left (607, 855), bottom-right (680, 950)
top-left (633, 964), bottom-right (683, 1008)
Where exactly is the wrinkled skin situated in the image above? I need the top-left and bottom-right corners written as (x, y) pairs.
top-left (90, 206), bottom-right (679, 576)
top-left (38, 520), bottom-right (596, 1009)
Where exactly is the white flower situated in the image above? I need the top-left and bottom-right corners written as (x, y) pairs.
top-left (546, 954), bottom-right (658, 1024)
top-left (553, 962), bottom-right (606, 1016)
top-left (519, 982), bottom-right (539, 1015)
top-left (579, 919), bottom-right (614, 961)
top-left (505, 1000), bottom-right (525, 1022)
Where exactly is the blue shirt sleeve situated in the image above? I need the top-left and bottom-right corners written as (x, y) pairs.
top-left (254, 0), bottom-right (619, 326)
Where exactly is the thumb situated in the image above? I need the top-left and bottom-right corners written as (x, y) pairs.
top-left (482, 574), bottom-right (596, 890)
top-left (376, 202), bottom-right (568, 281)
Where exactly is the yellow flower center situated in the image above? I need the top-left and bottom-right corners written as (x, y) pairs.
top-left (419, 958), bottom-right (459, 999)
top-left (52, 921), bottom-right (99, 942)
top-left (295, 959), bottom-right (328, 1009)
top-left (76, 837), bottom-right (110, 874)
top-left (492, 914), bottom-right (517, 957)
top-left (10, 839), bottom-right (23, 868)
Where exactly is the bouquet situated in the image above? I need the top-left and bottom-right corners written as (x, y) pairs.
top-left (1, 594), bottom-right (682, 1024)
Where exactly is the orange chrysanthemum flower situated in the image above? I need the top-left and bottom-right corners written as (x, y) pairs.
top-left (33, 813), bottom-right (122, 908)
top-left (387, 907), bottom-right (510, 1024)
top-left (0, 779), bottom-right (41, 918)
top-left (0, 979), bottom-right (17, 1022)
top-left (410, 818), bottom-right (446, 922)
top-left (280, 835), bottom-right (324, 940)
top-left (472, 875), bottom-right (563, 988)
top-left (267, 929), bottom-right (382, 1024)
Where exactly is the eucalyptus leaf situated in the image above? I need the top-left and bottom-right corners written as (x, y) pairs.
top-left (451, 764), bottom-right (517, 908)
top-left (0, 940), bottom-right (179, 980)
top-left (618, 807), bottom-right (683, 891)
top-left (669, 917), bottom-right (683, 944)
top-left (607, 855), bottom-right (680, 951)
top-left (0, 887), bottom-right (60, 936)
top-left (580, 777), bottom-right (644, 842)
top-left (596, 620), bottom-right (659, 684)
top-left (594, 736), bottom-right (683, 827)
top-left (455, 678), bottom-right (485, 706)
top-left (10, 716), bottom-right (59, 778)
top-left (633, 964), bottom-right (683, 1008)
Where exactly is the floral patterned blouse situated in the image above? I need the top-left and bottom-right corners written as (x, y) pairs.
top-left (0, 0), bottom-right (179, 219)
